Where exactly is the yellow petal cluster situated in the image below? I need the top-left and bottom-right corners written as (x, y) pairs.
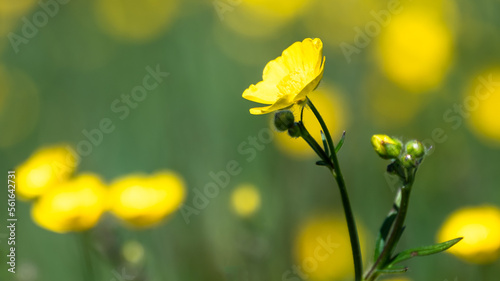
top-left (16, 144), bottom-right (77, 200)
top-left (243, 38), bottom-right (325, 115)
top-left (31, 174), bottom-right (106, 233)
top-left (437, 205), bottom-right (500, 264)
top-left (109, 171), bottom-right (186, 228)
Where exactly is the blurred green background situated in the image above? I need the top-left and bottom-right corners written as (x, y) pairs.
top-left (1, 0), bottom-right (500, 280)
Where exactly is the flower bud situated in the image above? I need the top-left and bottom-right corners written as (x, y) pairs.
top-left (273, 110), bottom-right (295, 132)
top-left (400, 154), bottom-right (416, 168)
top-left (371, 135), bottom-right (402, 159)
top-left (405, 140), bottom-right (425, 159)
top-left (288, 122), bottom-right (302, 138)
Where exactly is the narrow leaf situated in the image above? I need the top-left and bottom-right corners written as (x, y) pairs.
top-left (335, 131), bottom-right (346, 153)
top-left (316, 160), bottom-right (327, 166)
top-left (389, 237), bottom-right (463, 266)
top-left (320, 130), bottom-right (329, 156)
top-left (377, 266), bottom-right (408, 274)
top-left (374, 213), bottom-right (397, 261)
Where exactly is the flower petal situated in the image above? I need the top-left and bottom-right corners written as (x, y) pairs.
top-left (242, 81), bottom-right (281, 104)
top-left (249, 96), bottom-right (292, 115)
top-left (294, 56), bottom-right (325, 102)
top-left (262, 56), bottom-right (289, 83)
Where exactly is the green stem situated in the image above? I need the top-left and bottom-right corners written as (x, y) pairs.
top-left (80, 231), bottom-right (96, 281)
top-left (297, 122), bottom-right (330, 163)
top-left (305, 98), bottom-right (363, 281)
top-left (306, 98), bottom-right (336, 160)
top-left (364, 173), bottom-right (415, 281)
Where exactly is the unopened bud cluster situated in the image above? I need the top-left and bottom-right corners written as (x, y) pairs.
top-left (273, 110), bottom-right (302, 138)
top-left (371, 134), bottom-right (427, 169)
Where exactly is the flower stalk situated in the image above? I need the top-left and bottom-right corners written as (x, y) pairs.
top-left (305, 97), bottom-right (363, 281)
top-left (364, 171), bottom-right (415, 281)
top-left (242, 38), bottom-right (461, 281)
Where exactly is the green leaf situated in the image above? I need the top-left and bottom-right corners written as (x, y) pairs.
top-left (377, 266), bottom-right (408, 274)
top-left (320, 130), bottom-right (330, 156)
top-left (316, 160), bottom-right (327, 166)
top-left (374, 213), bottom-right (397, 261)
top-left (335, 131), bottom-right (346, 153)
top-left (389, 237), bottom-right (463, 266)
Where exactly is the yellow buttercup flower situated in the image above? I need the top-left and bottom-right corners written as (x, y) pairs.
top-left (16, 144), bottom-right (77, 200)
top-left (293, 215), bottom-right (367, 281)
top-left (109, 171), bottom-right (186, 228)
top-left (31, 174), bottom-right (106, 233)
top-left (230, 183), bottom-right (261, 217)
top-left (242, 38), bottom-right (325, 115)
top-left (274, 85), bottom-right (347, 158)
top-left (437, 205), bottom-right (500, 264)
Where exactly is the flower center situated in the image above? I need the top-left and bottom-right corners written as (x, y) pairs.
top-left (277, 71), bottom-right (306, 99)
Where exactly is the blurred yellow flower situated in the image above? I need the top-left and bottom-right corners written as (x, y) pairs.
top-left (467, 69), bottom-right (500, 145)
top-left (293, 215), bottom-right (367, 281)
top-left (230, 183), bottom-right (261, 217)
top-left (376, 9), bottom-right (454, 92)
top-left (31, 174), bottom-right (106, 233)
top-left (243, 38), bottom-right (325, 115)
top-left (94, 0), bottom-right (178, 42)
top-left (437, 205), bottom-right (500, 264)
top-left (274, 85), bottom-right (347, 158)
top-left (17, 144), bottom-right (77, 200)
top-left (109, 171), bottom-right (186, 228)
